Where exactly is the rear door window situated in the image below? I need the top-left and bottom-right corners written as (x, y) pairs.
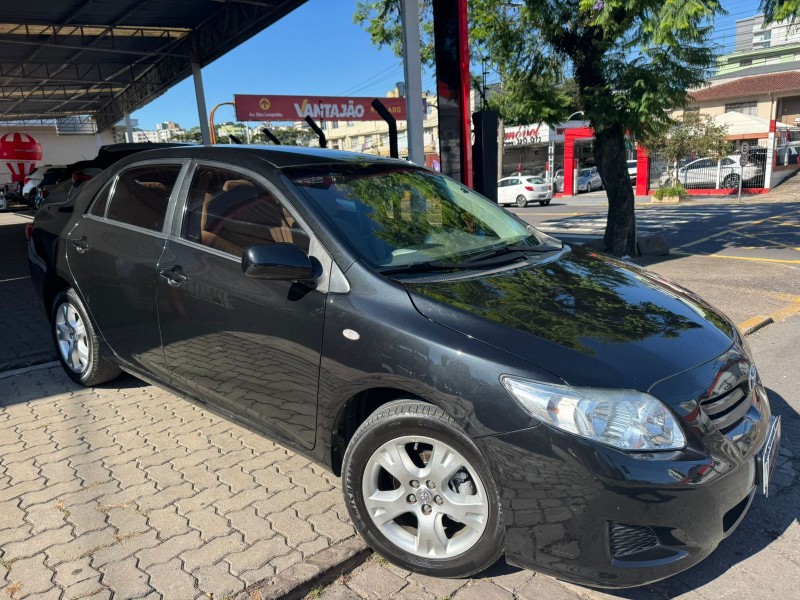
top-left (105, 165), bottom-right (182, 232)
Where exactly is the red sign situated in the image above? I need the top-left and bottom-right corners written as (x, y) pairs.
top-left (234, 94), bottom-right (413, 122)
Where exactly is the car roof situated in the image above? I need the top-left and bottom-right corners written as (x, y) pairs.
top-left (114, 144), bottom-right (409, 170)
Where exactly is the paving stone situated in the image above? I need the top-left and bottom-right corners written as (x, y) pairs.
top-left (323, 584), bottom-right (364, 600)
top-left (147, 558), bottom-right (199, 600)
top-left (295, 488), bottom-right (342, 519)
top-left (187, 508), bottom-right (232, 540)
top-left (145, 506), bottom-right (190, 539)
top-left (227, 506), bottom-right (273, 544)
top-left (100, 557), bottom-right (152, 599)
top-left (4, 553), bottom-right (54, 596)
top-left (136, 530), bottom-right (203, 570)
top-left (268, 508), bottom-right (317, 546)
top-left (0, 499), bottom-right (26, 530)
top-left (90, 529), bottom-right (160, 568)
top-left (453, 580), bottom-right (514, 600)
top-left (218, 466), bottom-right (257, 493)
top-left (45, 528), bottom-right (118, 564)
top-left (408, 572), bottom-right (469, 597)
top-left (195, 562), bottom-right (245, 598)
top-left (225, 536), bottom-right (291, 576)
top-left (52, 557), bottom-right (99, 588)
top-left (25, 502), bottom-right (68, 534)
top-left (64, 501), bottom-right (109, 534)
top-left (105, 506), bottom-right (150, 538)
top-left (517, 575), bottom-right (583, 600)
top-left (3, 525), bottom-right (73, 561)
top-left (289, 467), bottom-right (333, 495)
top-left (182, 534), bottom-right (247, 572)
top-left (347, 563), bottom-right (408, 599)
top-left (309, 510), bottom-right (356, 544)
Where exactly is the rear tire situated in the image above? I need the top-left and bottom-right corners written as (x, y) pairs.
top-left (723, 174), bottom-right (740, 189)
top-left (586, 183), bottom-right (592, 193)
top-left (51, 288), bottom-right (121, 386)
top-left (516, 195), bottom-right (528, 208)
top-left (342, 400), bottom-right (505, 578)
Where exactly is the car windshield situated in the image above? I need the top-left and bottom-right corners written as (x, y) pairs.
top-left (286, 164), bottom-right (550, 270)
top-left (580, 169), bottom-right (591, 177)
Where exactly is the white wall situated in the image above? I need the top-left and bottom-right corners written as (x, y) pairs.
top-left (0, 128), bottom-right (116, 182)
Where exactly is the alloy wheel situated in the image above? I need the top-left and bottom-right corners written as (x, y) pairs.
top-left (362, 435), bottom-right (489, 559)
top-left (54, 301), bottom-right (89, 373)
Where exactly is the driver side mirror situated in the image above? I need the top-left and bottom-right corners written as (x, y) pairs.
top-left (242, 243), bottom-right (317, 282)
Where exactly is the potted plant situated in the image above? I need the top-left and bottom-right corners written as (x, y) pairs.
top-left (652, 183), bottom-right (687, 204)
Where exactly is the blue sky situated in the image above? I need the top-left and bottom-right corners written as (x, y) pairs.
top-left (132, 0), bottom-right (435, 130)
top-left (131, 0), bottom-right (758, 130)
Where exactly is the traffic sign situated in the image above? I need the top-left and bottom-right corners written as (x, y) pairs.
top-left (739, 154), bottom-right (748, 167)
top-left (740, 143), bottom-right (750, 155)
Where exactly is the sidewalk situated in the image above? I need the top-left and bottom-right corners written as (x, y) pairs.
top-left (0, 365), bottom-right (366, 600)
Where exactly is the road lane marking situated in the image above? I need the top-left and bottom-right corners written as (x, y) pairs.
top-left (708, 254), bottom-right (800, 264)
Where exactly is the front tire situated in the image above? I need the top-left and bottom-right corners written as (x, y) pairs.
top-left (586, 182), bottom-right (592, 193)
top-left (723, 174), bottom-right (740, 189)
top-left (516, 195), bottom-right (528, 208)
top-left (51, 288), bottom-right (121, 386)
top-left (342, 401), bottom-right (504, 578)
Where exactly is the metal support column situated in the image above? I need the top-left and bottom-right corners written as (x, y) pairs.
top-left (124, 111), bottom-right (133, 143)
top-left (400, 0), bottom-right (424, 164)
top-left (192, 62), bottom-right (212, 145)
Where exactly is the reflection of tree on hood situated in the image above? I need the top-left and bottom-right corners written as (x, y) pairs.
top-left (410, 249), bottom-right (702, 353)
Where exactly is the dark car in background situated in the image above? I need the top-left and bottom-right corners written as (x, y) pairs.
top-left (44, 142), bottom-right (188, 206)
top-left (27, 146), bottom-right (780, 588)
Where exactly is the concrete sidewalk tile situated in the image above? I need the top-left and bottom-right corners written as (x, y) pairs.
top-left (182, 534), bottom-right (247, 572)
top-left (53, 557), bottom-right (99, 588)
top-left (347, 562), bottom-right (408, 599)
top-left (3, 525), bottom-right (73, 561)
top-left (90, 529), bottom-right (160, 568)
top-left (519, 576), bottom-right (584, 600)
top-left (408, 572), bottom-right (469, 597)
top-left (145, 506), bottom-right (190, 539)
top-left (4, 553), bottom-right (55, 596)
top-left (225, 537), bottom-right (288, 576)
top-left (268, 508), bottom-right (317, 547)
top-left (99, 557), bottom-right (152, 599)
top-left (227, 505), bottom-right (273, 544)
top-left (136, 530), bottom-right (203, 570)
top-left (25, 502), bottom-right (68, 534)
top-left (45, 528), bottom-right (118, 565)
top-left (187, 508), bottom-right (232, 540)
top-left (308, 510), bottom-right (356, 544)
top-left (195, 562), bottom-right (245, 598)
top-left (147, 558), bottom-right (199, 600)
top-left (454, 580), bottom-right (514, 600)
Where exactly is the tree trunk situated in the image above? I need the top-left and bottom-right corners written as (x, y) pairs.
top-left (595, 124), bottom-right (636, 256)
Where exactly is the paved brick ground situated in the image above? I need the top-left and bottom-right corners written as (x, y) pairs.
top-left (0, 366), bottom-right (363, 600)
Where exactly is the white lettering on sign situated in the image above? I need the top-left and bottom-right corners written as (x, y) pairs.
top-left (293, 100), bottom-right (366, 120)
top-left (503, 124), bottom-right (550, 146)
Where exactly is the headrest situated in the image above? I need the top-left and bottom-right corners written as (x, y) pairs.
top-left (223, 179), bottom-right (254, 192)
top-left (137, 181), bottom-right (167, 192)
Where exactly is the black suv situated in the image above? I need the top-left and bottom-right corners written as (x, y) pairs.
top-left (27, 146), bottom-right (780, 588)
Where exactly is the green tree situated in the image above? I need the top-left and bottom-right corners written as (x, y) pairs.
top-left (644, 112), bottom-right (731, 186)
top-left (355, 0), bottom-right (724, 255)
top-left (760, 0), bottom-right (800, 24)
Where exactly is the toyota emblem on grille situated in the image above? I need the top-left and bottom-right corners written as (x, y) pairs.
top-left (748, 364), bottom-right (758, 391)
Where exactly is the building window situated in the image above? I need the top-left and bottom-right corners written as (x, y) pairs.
top-left (725, 101), bottom-right (758, 116)
top-left (739, 59), bottom-right (753, 67)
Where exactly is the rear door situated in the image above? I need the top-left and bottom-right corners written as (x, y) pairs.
top-left (66, 160), bottom-right (188, 378)
top-left (157, 162), bottom-right (327, 449)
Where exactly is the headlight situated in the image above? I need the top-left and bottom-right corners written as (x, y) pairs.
top-left (501, 376), bottom-right (686, 451)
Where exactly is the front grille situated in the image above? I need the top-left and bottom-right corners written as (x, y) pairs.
top-left (701, 381), bottom-right (753, 433)
top-left (609, 523), bottom-right (660, 558)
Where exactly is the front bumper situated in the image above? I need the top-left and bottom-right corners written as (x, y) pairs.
top-left (477, 387), bottom-right (771, 588)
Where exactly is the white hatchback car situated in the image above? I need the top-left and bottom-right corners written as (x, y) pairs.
top-left (497, 176), bottom-right (553, 207)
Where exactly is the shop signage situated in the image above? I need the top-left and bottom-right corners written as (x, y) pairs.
top-left (234, 95), bottom-right (423, 122)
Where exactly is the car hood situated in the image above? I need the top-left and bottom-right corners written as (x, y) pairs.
top-left (404, 246), bottom-right (735, 391)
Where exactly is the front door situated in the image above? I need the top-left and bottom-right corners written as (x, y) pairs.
top-left (66, 161), bottom-right (186, 378)
top-left (157, 163), bottom-right (325, 449)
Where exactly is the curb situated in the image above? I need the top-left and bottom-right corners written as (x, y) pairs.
top-left (0, 360), bottom-right (59, 380)
top-left (738, 315), bottom-right (774, 336)
top-left (238, 537), bottom-right (372, 600)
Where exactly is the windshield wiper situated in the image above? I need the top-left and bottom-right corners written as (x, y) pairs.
top-left (378, 260), bottom-right (462, 276)
top-left (459, 241), bottom-right (563, 266)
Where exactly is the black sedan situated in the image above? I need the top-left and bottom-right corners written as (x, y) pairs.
top-left (27, 146), bottom-right (780, 588)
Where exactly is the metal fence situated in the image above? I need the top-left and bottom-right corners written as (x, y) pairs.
top-left (649, 140), bottom-right (769, 191)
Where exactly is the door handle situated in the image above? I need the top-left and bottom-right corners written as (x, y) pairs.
top-left (159, 266), bottom-right (188, 288)
top-left (71, 237), bottom-right (90, 254)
